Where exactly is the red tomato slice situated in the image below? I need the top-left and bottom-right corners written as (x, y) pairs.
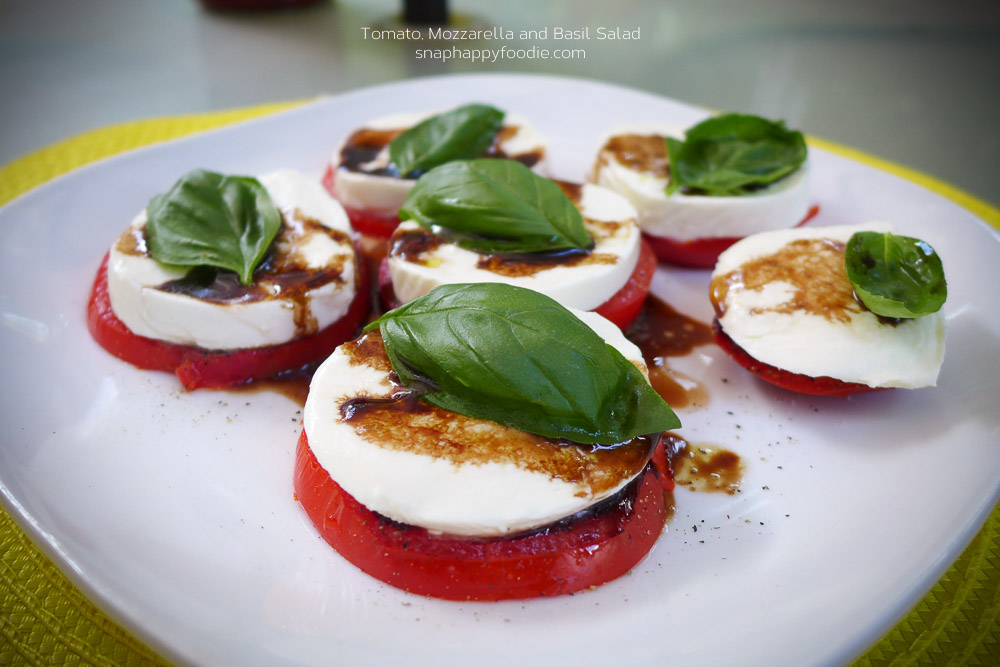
top-left (592, 239), bottom-right (657, 329)
top-left (377, 240), bottom-right (657, 331)
top-left (293, 429), bottom-right (672, 601)
top-left (322, 165), bottom-right (401, 239)
top-left (712, 318), bottom-right (888, 397)
top-left (645, 204), bottom-right (820, 268)
top-left (86, 252), bottom-right (370, 390)
top-left (643, 233), bottom-right (744, 269)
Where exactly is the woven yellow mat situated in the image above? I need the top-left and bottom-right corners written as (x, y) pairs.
top-left (1, 101), bottom-right (998, 666)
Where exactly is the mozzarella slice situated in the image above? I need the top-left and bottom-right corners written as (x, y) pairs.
top-left (304, 309), bottom-right (653, 537)
top-left (106, 169), bottom-right (360, 350)
top-left (387, 182), bottom-right (641, 311)
top-left (592, 122), bottom-right (811, 241)
top-left (710, 223), bottom-right (946, 388)
top-left (330, 110), bottom-right (548, 217)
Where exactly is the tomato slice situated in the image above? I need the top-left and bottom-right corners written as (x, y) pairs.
top-left (377, 240), bottom-right (657, 331)
top-left (592, 239), bottom-right (657, 329)
top-left (645, 204), bottom-right (821, 268)
top-left (712, 318), bottom-right (888, 397)
top-left (294, 429), bottom-right (671, 601)
top-left (643, 233), bottom-right (743, 269)
top-left (322, 165), bottom-right (401, 239)
top-left (87, 252), bottom-right (371, 390)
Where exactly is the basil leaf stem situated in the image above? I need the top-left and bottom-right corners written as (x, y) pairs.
top-left (665, 113), bottom-right (807, 196)
top-left (145, 169), bottom-right (281, 285)
top-left (844, 231), bottom-right (947, 318)
top-left (399, 159), bottom-right (592, 254)
top-left (367, 283), bottom-right (680, 445)
top-left (389, 104), bottom-right (505, 178)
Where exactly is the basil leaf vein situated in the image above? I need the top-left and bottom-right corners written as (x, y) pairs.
top-left (145, 169), bottom-right (281, 285)
top-left (368, 283), bottom-right (680, 445)
top-left (389, 103), bottom-right (505, 178)
top-left (399, 159), bottom-right (592, 254)
top-left (844, 231), bottom-right (947, 318)
top-left (665, 113), bottom-right (807, 196)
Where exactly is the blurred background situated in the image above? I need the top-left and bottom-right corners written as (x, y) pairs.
top-left (1, 0), bottom-right (998, 205)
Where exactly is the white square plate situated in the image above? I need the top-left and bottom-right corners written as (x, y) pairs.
top-left (2, 74), bottom-right (998, 667)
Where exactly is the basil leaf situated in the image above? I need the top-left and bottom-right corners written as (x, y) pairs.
top-left (844, 231), bottom-right (947, 318)
top-left (665, 113), bottom-right (807, 196)
top-left (145, 169), bottom-right (281, 285)
top-left (398, 159), bottom-right (592, 254)
top-left (367, 283), bottom-right (680, 445)
top-left (389, 103), bottom-right (505, 178)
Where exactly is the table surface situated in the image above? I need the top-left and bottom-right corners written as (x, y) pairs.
top-left (2, 0), bottom-right (999, 208)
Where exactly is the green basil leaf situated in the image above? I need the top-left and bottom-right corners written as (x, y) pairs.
top-left (367, 283), bottom-right (680, 445)
top-left (398, 159), bottom-right (592, 254)
top-left (844, 231), bottom-right (947, 318)
top-left (665, 113), bottom-right (807, 196)
top-left (389, 103), bottom-right (505, 178)
top-left (145, 169), bottom-right (281, 285)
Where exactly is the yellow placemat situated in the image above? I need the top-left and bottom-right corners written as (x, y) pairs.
top-left (1, 101), bottom-right (998, 666)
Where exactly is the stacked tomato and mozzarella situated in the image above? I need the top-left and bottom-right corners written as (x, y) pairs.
top-left (709, 223), bottom-right (946, 394)
top-left (294, 303), bottom-right (672, 600)
top-left (592, 122), bottom-right (812, 267)
top-left (382, 182), bottom-right (652, 330)
top-left (323, 110), bottom-right (548, 238)
top-left (306, 309), bottom-right (646, 535)
top-left (91, 169), bottom-right (369, 389)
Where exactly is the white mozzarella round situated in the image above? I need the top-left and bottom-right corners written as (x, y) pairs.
top-left (388, 183), bottom-right (641, 311)
top-left (711, 223), bottom-right (946, 388)
top-left (304, 309), bottom-right (651, 537)
top-left (106, 169), bottom-right (359, 350)
top-left (330, 110), bottom-right (548, 217)
top-left (592, 122), bottom-right (811, 241)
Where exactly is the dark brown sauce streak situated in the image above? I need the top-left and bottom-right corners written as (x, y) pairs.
top-left (555, 181), bottom-right (583, 202)
top-left (390, 228), bottom-right (441, 263)
top-left (338, 124), bottom-right (543, 179)
top-left (115, 225), bottom-right (147, 255)
top-left (341, 388), bottom-right (428, 420)
top-left (337, 127), bottom-right (403, 177)
top-left (228, 368), bottom-right (313, 407)
top-left (664, 432), bottom-right (743, 495)
top-left (626, 295), bottom-right (714, 409)
top-left (341, 365), bottom-right (439, 420)
top-left (475, 247), bottom-right (602, 277)
top-left (709, 237), bottom-right (905, 326)
top-left (336, 330), bottom-right (655, 496)
top-left (599, 134), bottom-right (670, 178)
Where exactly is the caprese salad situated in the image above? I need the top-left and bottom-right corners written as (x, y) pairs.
top-left (87, 168), bottom-right (370, 389)
top-left (709, 223), bottom-right (947, 396)
top-left (378, 158), bottom-right (656, 330)
top-left (294, 282), bottom-right (681, 600)
top-left (322, 103), bottom-right (548, 238)
top-left (592, 113), bottom-right (815, 268)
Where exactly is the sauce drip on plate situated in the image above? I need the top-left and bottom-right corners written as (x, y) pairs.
top-left (627, 295), bottom-right (714, 408)
top-left (664, 432), bottom-right (743, 494)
